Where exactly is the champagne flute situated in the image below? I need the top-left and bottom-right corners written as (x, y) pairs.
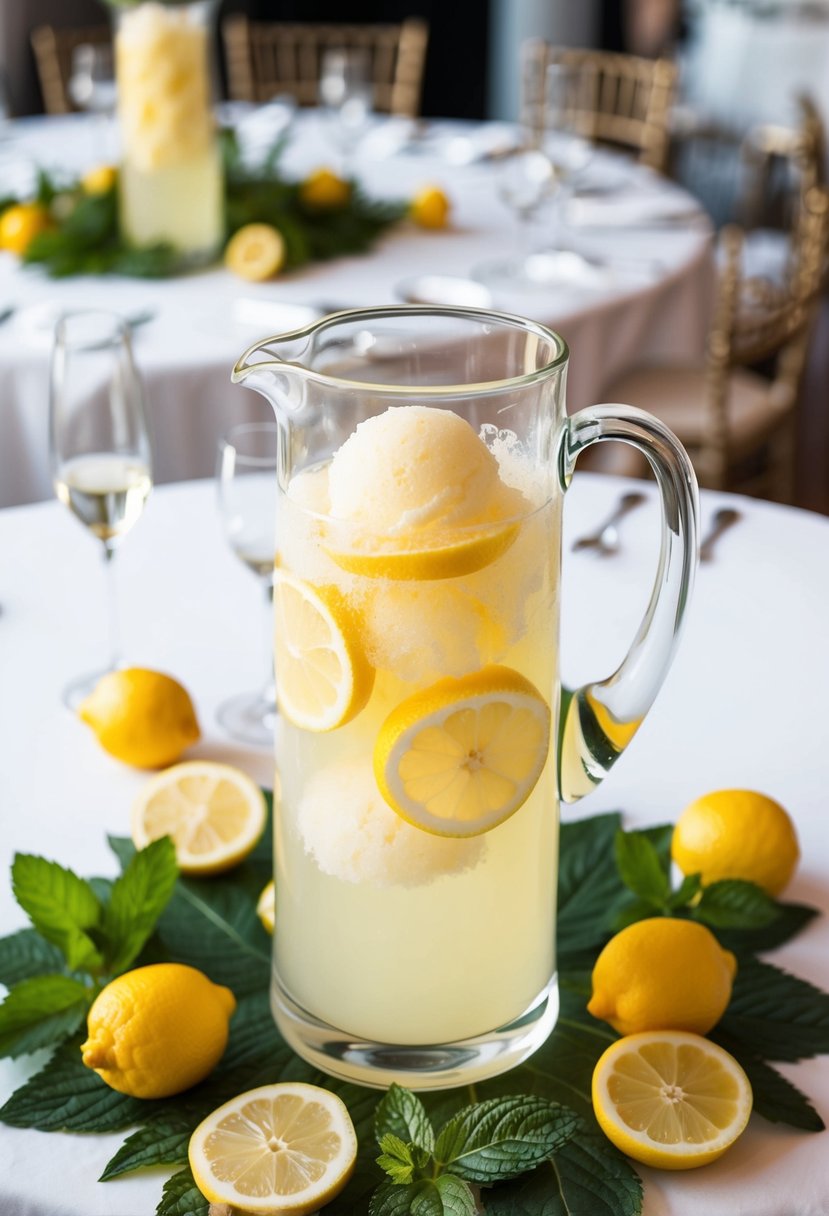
top-left (50, 310), bottom-right (153, 708)
top-left (216, 422), bottom-right (278, 747)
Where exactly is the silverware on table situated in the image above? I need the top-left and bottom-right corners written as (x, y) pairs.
top-left (571, 490), bottom-right (647, 556)
top-left (699, 507), bottom-right (742, 562)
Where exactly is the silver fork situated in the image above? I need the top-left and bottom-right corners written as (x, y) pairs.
top-left (571, 491), bottom-right (647, 555)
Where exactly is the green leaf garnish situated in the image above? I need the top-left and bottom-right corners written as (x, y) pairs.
top-left (0, 928), bottom-right (68, 986)
top-left (376, 1084), bottom-right (435, 1154)
top-left (433, 1095), bottom-right (579, 1183)
top-left (11, 855), bottom-right (104, 972)
top-left (614, 829), bottom-right (671, 908)
top-left (0, 974), bottom-right (92, 1058)
top-left (692, 879), bottom-right (780, 930)
top-left (101, 836), bottom-right (178, 974)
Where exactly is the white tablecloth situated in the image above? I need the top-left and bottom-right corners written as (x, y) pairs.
top-left (0, 473), bottom-right (828, 1215)
top-left (0, 113), bottom-right (713, 508)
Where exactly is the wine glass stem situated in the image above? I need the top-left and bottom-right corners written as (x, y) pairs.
top-left (103, 541), bottom-right (121, 673)
top-left (262, 579), bottom-right (276, 707)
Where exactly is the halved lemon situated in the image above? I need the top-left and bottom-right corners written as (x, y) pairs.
top-left (189, 1082), bottom-right (357, 1215)
top-left (257, 879), bottom-right (275, 934)
top-left (374, 664), bottom-right (551, 837)
top-left (592, 1031), bottom-right (753, 1170)
top-left (131, 761), bottom-right (267, 875)
top-left (274, 569), bottom-right (374, 731)
top-left (327, 523), bottom-right (518, 582)
top-left (224, 222), bottom-right (286, 281)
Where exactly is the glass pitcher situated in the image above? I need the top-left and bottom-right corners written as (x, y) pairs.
top-left (232, 306), bottom-right (697, 1090)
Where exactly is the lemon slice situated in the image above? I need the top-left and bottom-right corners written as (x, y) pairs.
top-left (189, 1082), bottom-right (357, 1215)
top-left (327, 523), bottom-right (518, 582)
top-left (257, 879), bottom-right (275, 934)
top-left (224, 222), bottom-right (286, 281)
top-left (592, 1031), bottom-right (753, 1170)
top-left (132, 761), bottom-right (267, 875)
top-left (374, 664), bottom-right (551, 837)
top-left (274, 570), bottom-right (374, 731)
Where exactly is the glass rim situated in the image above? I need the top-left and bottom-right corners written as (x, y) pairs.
top-left (232, 305), bottom-right (570, 398)
top-left (218, 421), bottom-right (279, 468)
top-left (54, 308), bottom-right (130, 353)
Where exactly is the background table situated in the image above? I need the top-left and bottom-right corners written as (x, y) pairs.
top-left (0, 472), bottom-right (827, 1215)
top-left (0, 111), bottom-right (713, 508)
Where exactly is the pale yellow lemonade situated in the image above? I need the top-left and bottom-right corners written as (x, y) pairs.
top-left (273, 406), bottom-right (560, 1046)
top-left (115, 3), bottom-right (223, 255)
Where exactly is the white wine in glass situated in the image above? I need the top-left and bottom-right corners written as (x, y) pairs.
top-left (216, 422), bottom-right (278, 747)
top-left (50, 310), bottom-right (153, 708)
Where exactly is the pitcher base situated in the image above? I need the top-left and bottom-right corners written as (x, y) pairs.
top-left (270, 975), bottom-right (559, 1090)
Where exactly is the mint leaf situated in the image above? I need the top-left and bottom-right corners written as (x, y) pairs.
top-left (376, 1084), bottom-right (435, 1154)
top-left (719, 957), bottom-right (829, 1060)
top-left (692, 880), bottom-right (780, 930)
top-left (434, 1096), bottom-right (579, 1183)
top-left (155, 873), bottom-right (271, 995)
top-left (667, 872), bottom-right (703, 910)
top-left (613, 897), bottom-right (663, 931)
top-left (370, 1178), bottom-right (474, 1216)
top-left (433, 1175), bottom-right (477, 1216)
top-left (100, 1115), bottom-right (192, 1180)
top-left (370, 1181), bottom-right (423, 1216)
top-left (0, 1035), bottom-right (150, 1131)
top-left (11, 855), bottom-right (104, 972)
top-left (377, 1133), bottom-right (418, 1184)
top-left (716, 901), bottom-right (818, 954)
top-left (614, 830), bottom-right (670, 906)
top-left (486, 1126), bottom-right (643, 1216)
top-left (0, 974), bottom-right (91, 1058)
top-left (558, 813), bottom-right (628, 957)
top-left (710, 1031), bottom-right (824, 1131)
top-left (102, 837), bottom-right (178, 973)
top-left (156, 1165), bottom-right (208, 1216)
top-left (0, 929), bottom-right (68, 987)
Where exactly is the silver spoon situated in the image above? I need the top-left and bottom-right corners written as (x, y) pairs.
top-left (571, 491), bottom-right (647, 555)
top-left (699, 507), bottom-right (742, 562)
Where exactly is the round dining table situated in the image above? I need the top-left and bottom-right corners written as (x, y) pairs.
top-left (0, 470), bottom-right (827, 1215)
top-left (0, 109), bottom-right (713, 509)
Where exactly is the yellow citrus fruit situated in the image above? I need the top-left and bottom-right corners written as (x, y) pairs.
top-left (410, 185), bottom-right (451, 229)
top-left (592, 1030), bottom-right (753, 1169)
top-left (81, 963), bottom-right (235, 1099)
top-left (189, 1082), bottom-right (357, 1214)
top-left (327, 522), bottom-right (519, 582)
top-left (588, 917), bottom-right (736, 1036)
top-left (78, 668), bottom-right (200, 769)
top-left (131, 761), bottom-right (267, 875)
top-left (300, 167), bottom-right (350, 209)
top-left (672, 789), bottom-right (799, 896)
top-left (374, 664), bottom-right (551, 838)
top-left (81, 165), bottom-right (117, 194)
top-left (257, 879), bottom-right (275, 934)
top-left (273, 569), bottom-right (374, 731)
top-left (224, 222), bottom-right (286, 281)
top-left (0, 203), bottom-right (52, 255)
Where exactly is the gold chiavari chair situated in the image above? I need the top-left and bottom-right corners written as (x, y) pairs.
top-left (740, 94), bottom-right (827, 231)
top-left (222, 16), bottom-right (429, 118)
top-left (598, 186), bottom-right (829, 502)
top-left (521, 42), bottom-right (677, 172)
top-left (31, 24), bottom-right (111, 116)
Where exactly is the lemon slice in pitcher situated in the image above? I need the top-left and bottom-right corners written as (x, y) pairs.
top-left (592, 1031), bottom-right (753, 1170)
top-left (274, 570), bottom-right (374, 731)
top-left (189, 1082), bottom-right (357, 1214)
top-left (374, 665), bottom-right (551, 837)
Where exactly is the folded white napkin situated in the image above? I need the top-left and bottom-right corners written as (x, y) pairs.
top-left (567, 192), bottom-right (702, 228)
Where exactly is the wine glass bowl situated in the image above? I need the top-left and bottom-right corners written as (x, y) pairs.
top-left (216, 422), bottom-right (279, 747)
top-left (50, 309), bottom-right (152, 707)
top-left (319, 47), bottom-right (374, 168)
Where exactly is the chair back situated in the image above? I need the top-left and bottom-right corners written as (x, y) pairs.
top-left (521, 42), bottom-right (677, 172)
top-left (703, 186), bottom-right (829, 482)
top-left (739, 93), bottom-right (827, 230)
top-left (223, 16), bottom-right (429, 117)
top-left (31, 24), bottom-right (111, 116)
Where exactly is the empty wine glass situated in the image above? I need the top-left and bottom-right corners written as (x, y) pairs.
top-left (319, 47), bottom-right (374, 171)
top-left (68, 43), bottom-right (117, 159)
top-left (216, 423), bottom-right (278, 747)
top-left (471, 145), bottom-right (556, 288)
top-left (50, 310), bottom-right (153, 708)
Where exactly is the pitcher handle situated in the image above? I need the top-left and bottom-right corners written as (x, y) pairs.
top-left (558, 404), bottom-right (699, 802)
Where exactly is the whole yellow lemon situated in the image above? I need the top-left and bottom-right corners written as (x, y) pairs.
top-left (224, 222), bottom-right (286, 281)
top-left (672, 789), bottom-right (799, 896)
top-left (410, 185), bottom-right (451, 229)
top-left (81, 963), bottom-right (236, 1098)
top-left (300, 167), bottom-right (350, 209)
top-left (78, 668), bottom-right (200, 769)
top-left (588, 917), bottom-right (737, 1036)
top-left (0, 203), bottom-right (52, 255)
